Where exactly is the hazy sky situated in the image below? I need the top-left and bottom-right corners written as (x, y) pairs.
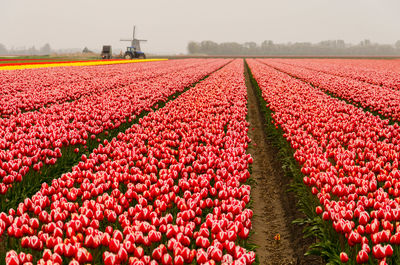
top-left (1, 0), bottom-right (399, 54)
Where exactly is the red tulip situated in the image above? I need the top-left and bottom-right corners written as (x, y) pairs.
top-left (196, 248), bottom-right (208, 264)
top-left (373, 244), bottom-right (386, 260)
top-left (385, 244), bottom-right (393, 257)
top-left (340, 252), bottom-right (349, 263)
top-left (117, 247), bottom-right (128, 263)
top-left (161, 253), bottom-right (172, 265)
top-left (103, 252), bottom-right (118, 265)
top-left (174, 255), bottom-right (184, 265)
top-left (134, 246), bottom-right (144, 259)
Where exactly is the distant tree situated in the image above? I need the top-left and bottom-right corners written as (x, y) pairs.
top-left (396, 40), bottom-right (400, 49)
top-left (40, 43), bottom-right (51, 55)
top-left (319, 40), bottom-right (330, 47)
top-left (360, 39), bottom-right (371, 46)
top-left (187, 42), bottom-right (200, 54)
top-left (200, 41), bottom-right (219, 55)
top-left (244, 42), bottom-right (257, 50)
top-left (219, 42), bottom-right (242, 55)
top-left (261, 40), bottom-right (274, 49)
top-left (336, 40), bottom-right (345, 48)
top-left (82, 47), bottom-right (92, 53)
top-left (28, 46), bottom-right (37, 55)
top-left (260, 41), bottom-right (275, 55)
top-left (0, 43), bottom-right (7, 55)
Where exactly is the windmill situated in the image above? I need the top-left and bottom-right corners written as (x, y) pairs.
top-left (120, 25), bottom-right (147, 52)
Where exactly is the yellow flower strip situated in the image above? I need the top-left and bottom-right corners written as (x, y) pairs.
top-left (0, 59), bottom-right (167, 71)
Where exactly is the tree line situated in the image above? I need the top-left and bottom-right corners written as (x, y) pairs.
top-left (188, 40), bottom-right (400, 56)
top-left (0, 43), bottom-right (98, 56)
top-left (0, 43), bottom-right (53, 56)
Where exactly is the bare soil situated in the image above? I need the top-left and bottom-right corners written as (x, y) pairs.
top-left (244, 63), bottom-right (323, 265)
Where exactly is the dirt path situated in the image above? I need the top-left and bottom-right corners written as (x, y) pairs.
top-left (244, 62), bottom-right (322, 265)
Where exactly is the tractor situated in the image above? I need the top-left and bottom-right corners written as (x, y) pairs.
top-left (124, 46), bottom-right (146, 59)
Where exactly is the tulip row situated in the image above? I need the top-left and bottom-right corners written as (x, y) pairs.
top-left (258, 59), bottom-right (400, 122)
top-left (1, 59), bottom-right (255, 265)
top-left (268, 58), bottom-right (400, 91)
top-left (0, 59), bottom-right (125, 66)
top-left (0, 59), bottom-right (166, 71)
top-left (0, 59), bottom-right (212, 116)
top-left (247, 58), bottom-right (400, 264)
top-left (0, 59), bottom-right (231, 209)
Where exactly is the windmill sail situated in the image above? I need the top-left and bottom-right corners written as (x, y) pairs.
top-left (120, 25), bottom-right (147, 52)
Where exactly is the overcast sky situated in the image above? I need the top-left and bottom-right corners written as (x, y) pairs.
top-left (1, 0), bottom-right (399, 54)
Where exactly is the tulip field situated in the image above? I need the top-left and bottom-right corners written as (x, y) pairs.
top-left (0, 59), bottom-right (257, 265)
top-left (2, 56), bottom-right (400, 265)
top-left (247, 58), bottom-right (400, 265)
